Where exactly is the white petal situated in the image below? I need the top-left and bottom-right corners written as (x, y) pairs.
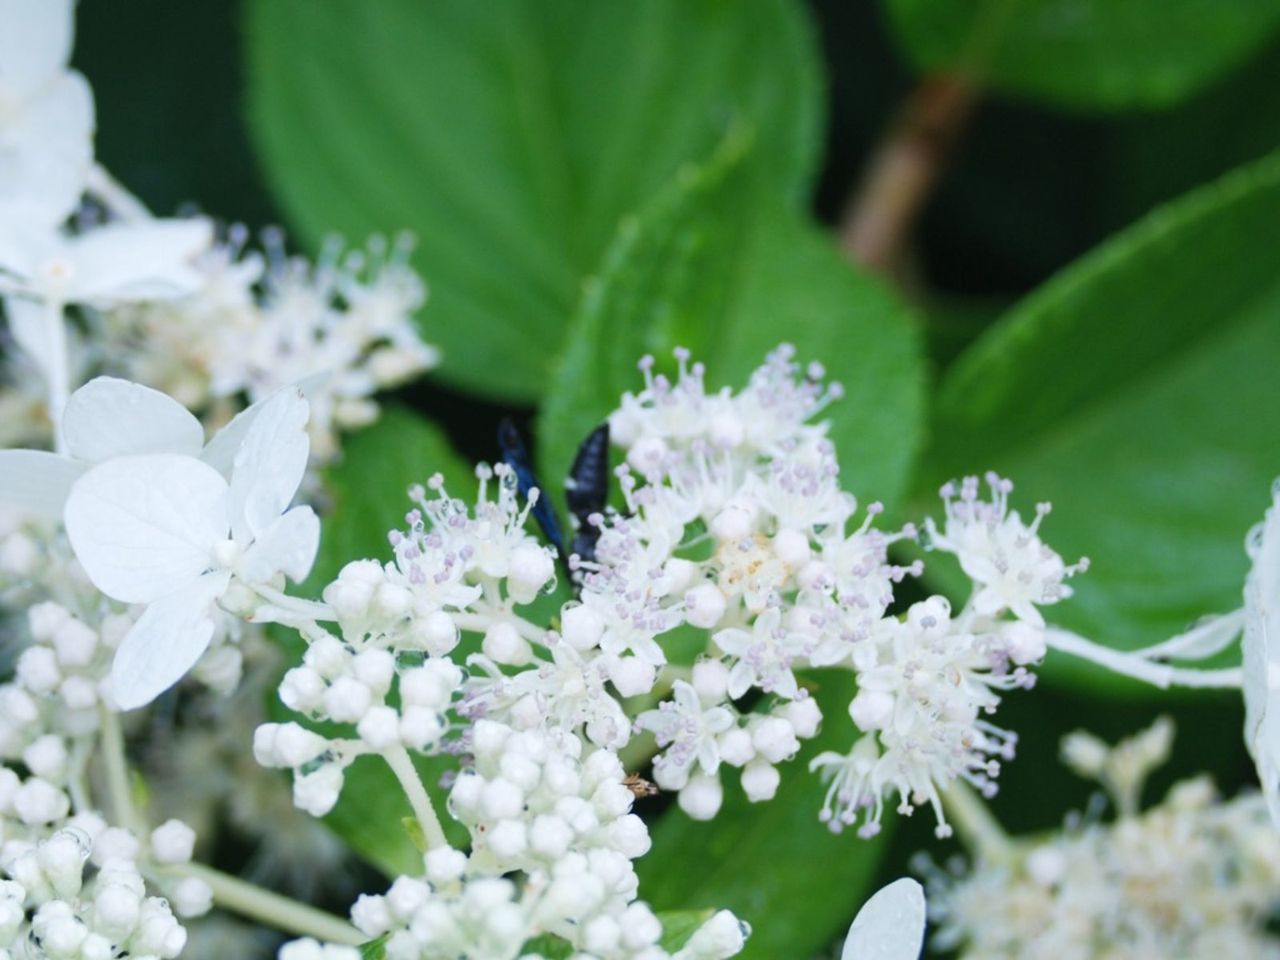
top-left (841, 878), bottom-right (926, 960)
top-left (0, 72), bottom-right (94, 231)
top-left (64, 454), bottom-right (229, 604)
top-left (66, 218), bottom-right (213, 305)
top-left (1244, 480), bottom-right (1280, 824)
top-left (202, 372), bottom-right (328, 480)
top-left (201, 404), bottom-right (258, 480)
top-left (228, 386), bottom-right (310, 542)
top-left (62, 377), bottom-right (204, 462)
top-left (238, 505), bottom-right (319, 584)
top-left (0, 449), bottom-right (85, 518)
top-left (109, 571), bottom-right (231, 711)
top-left (0, 0), bottom-right (74, 99)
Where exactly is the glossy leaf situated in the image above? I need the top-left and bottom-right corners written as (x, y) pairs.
top-left (245, 0), bottom-right (822, 401)
top-left (884, 0), bottom-right (1280, 111)
top-left (918, 151), bottom-right (1280, 683)
top-left (537, 134), bottom-right (926, 518)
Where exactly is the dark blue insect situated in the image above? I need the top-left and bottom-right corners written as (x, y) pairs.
top-left (496, 419), bottom-right (611, 579)
top-left (565, 423), bottom-right (610, 567)
top-left (497, 418), bottom-right (565, 557)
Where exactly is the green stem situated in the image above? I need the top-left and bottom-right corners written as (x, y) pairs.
top-left (98, 705), bottom-right (144, 836)
top-left (941, 781), bottom-right (1015, 863)
top-left (164, 862), bottom-right (363, 946)
top-left (384, 745), bottom-right (448, 852)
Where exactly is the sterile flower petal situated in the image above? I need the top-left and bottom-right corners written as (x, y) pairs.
top-left (238, 505), bottom-right (320, 585)
top-left (841, 877), bottom-right (926, 960)
top-left (62, 377), bottom-right (204, 462)
top-left (64, 454), bottom-right (229, 603)
top-left (0, 449), bottom-right (85, 518)
top-left (0, 72), bottom-right (93, 230)
top-left (227, 386), bottom-right (309, 543)
top-left (110, 571), bottom-right (231, 710)
top-left (68, 218), bottom-right (213, 304)
top-left (0, 0), bottom-right (74, 99)
top-left (1244, 480), bottom-right (1280, 826)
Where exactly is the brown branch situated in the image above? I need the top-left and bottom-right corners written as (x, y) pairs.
top-left (839, 73), bottom-right (978, 276)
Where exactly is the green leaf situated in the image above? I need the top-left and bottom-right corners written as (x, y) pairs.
top-left (244, 0), bottom-right (822, 402)
top-left (300, 407), bottom-right (475, 874)
top-left (883, 0), bottom-right (1280, 111)
top-left (637, 671), bottom-right (891, 960)
top-left (917, 150), bottom-right (1280, 682)
top-left (519, 934), bottom-right (574, 959)
top-left (360, 935), bottom-right (389, 960)
top-left (537, 134), bottom-right (926, 515)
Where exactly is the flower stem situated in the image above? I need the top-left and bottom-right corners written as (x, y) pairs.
top-left (45, 298), bottom-right (70, 454)
top-left (164, 861), bottom-right (363, 946)
top-left (839, 73), bottom-right (976, 274)
top-left (941, 780), bottom-right (1015, 863)
top-left (384, 745), bottom-right (449, 852)
top-left (1046, 628), bottom-right (1244, 690)
top-left (454, 609), bottom-right (547, 645)
top-left (98, 705), bottom-right (145, 836)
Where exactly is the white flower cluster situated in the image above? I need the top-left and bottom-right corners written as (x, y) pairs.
top-left (0, 0), bottom-right (436, 466)
top-left (0, 814), bottom-right (210, 959)
top-left (104, 230), bottom-right (438, 464)
top-left (928, 720), bottom-right (1280, 960)
top-left (338, 842), bottom-right (746, 960)
top-left (598, 348), bottom-right (1083, 836)
top-left (254, 345), bottom-right (1086, 957)
top-left (0, 603), bottom-right (124, 787)
top-left (259, 461), bottom-right (747, 957)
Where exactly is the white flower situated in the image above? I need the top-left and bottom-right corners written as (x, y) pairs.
top-left (841, 877), bottom-right (926, 960)
top-left (0, 0), bottom-right (93, 232)
top-left (636, 680), bottom-right (735, 791)
top-left (924, 473), bottom-right (1085, 626)
top-left (1243, 479), bottom-right (1280, 826)
top-left (712, 608), bottom-right (803, 700)
top-left (0, 375), bottom-right (284, 519)
top-left (0, 218), bottom-right (213, 308)
top-left (63, 386), bottom-right (317, 709)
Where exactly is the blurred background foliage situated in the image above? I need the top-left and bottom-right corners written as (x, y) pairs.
top-left (71, 1), bottom-right (1280, 955)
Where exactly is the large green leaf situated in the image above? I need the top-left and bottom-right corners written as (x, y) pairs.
top-left (883, 0), bottom-right (1280, 111)
top-left (244, 0), bottom-right (822, 402)
top-left (537, 134), bottom-right (926, 515)
top-left (637, 671), bottom-right (892, 960)
top-left (918, 151), bottom-right (1280, 681)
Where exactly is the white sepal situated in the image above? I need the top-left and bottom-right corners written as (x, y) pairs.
top-left (227, 386), bottom-right (309, 543)
top-left (841, 877), bottom-right (926, 960)
top-left (238, 505), bottom-right (320, 585)
top-left (0, 449), bottom-right (86, 518)
top-left (0, 0), bottom-right (75, 98)
top-left (64, 454), bottom-right (229, 604)
top-left (109, 571), bottom-right (231, 711)
top-left (61, 377), bottom-right (205, 462)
